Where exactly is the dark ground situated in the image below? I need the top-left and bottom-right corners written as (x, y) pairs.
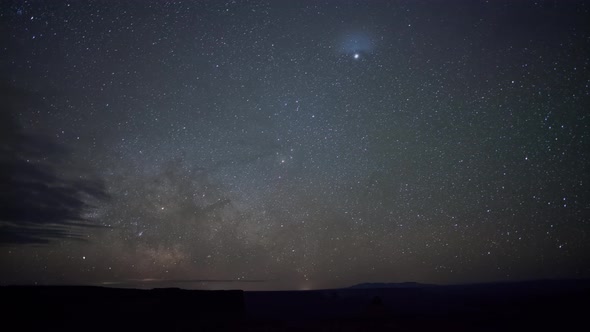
top-left (2, 280), bottom-right (589, 331)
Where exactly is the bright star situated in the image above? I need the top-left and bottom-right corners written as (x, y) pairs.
top-left (354, 53), bottom-right (360, 59)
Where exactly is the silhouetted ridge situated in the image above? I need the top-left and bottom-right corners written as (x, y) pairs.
top-left (3, 280), bottom-right (590, 331)
top-left (1, 286), bottom-right (244, 331)
top-left (349, 282), bottom-right (431, 289)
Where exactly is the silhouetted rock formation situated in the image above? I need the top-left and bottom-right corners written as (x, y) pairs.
top-left (1, 286), bottom-right (244, 331)
top-left (2, 280), bottom-right (590, 331)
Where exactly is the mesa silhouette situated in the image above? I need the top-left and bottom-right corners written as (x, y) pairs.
top-left (2, 279), bottom-right (589, 331)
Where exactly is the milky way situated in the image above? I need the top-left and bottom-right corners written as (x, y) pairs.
top-left (1, 1), bottom-right (589, 290)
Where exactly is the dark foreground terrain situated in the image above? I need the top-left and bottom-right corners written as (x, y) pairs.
top-left (2, 280), bottom-right (589, 331)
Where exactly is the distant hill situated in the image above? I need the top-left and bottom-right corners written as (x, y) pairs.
top-left (2, 280), bottom-right (589, 331)
top-left (348, 282), bottom-right (433, 289)
top-left (349, 279), bottom-right (590, 290)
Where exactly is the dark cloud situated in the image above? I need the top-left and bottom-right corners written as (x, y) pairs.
top-left (0, 85), bottom-right (110, 245)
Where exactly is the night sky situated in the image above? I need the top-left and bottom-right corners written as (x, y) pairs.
top-left (1, 0), bottom-right (589, 291)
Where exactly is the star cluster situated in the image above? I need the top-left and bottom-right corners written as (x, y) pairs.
top-left (1, 1), bottom-right (589, 290)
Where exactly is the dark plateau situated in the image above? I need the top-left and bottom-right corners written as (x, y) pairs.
top-left (2, 279), bottom-right (589, 331)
